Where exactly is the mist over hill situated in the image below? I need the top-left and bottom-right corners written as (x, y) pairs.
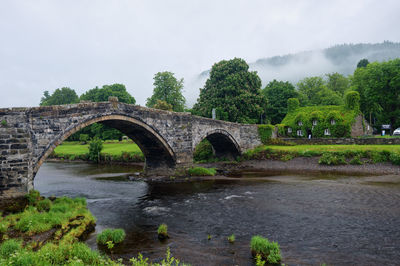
top-left (185, 41), bottom-right (400, 106)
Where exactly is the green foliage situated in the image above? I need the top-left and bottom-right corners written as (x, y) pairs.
top-left (345, 91), bottom-right (360, 111)
top-left (255, 254), bottom-right (266, 266)
top-left (1, 120), bottom-right (7, 126)
top-left (318, 152), bottom-right (347, 165)
top-left (88, 137), bottom-right (103, 162)
top-left (349, 154), bottom-right (363, 165)
top-left (250, 235), bottom-right (281, 264)
top-left (297, 76), bottom-right (344, 106)
top-left (96, 228), bottom-right (126, 245)
top-left (192, 58), bottom-right (267, 124)
top-left (26, 189), bottom-right (41, 205)
top-left (357, 58), bottom-right (370, 68)
top-left (152, 99), bottom-right (173, 111)
top-left (157, 223), bottom-right (168, 239)
top-left (227, 234), bottom-right (235, 243)
top-left (262, 80), bottom-right (298, 124)
top-left (258, 124), bottom-right (274, 144)
top-left (130, 248), bottom-right (189, 266)
top-left (389, 152), bottom-right (400, 165)
top-left (193, 139), bottom-right (215, 162)
top-left (326, 72), bottom-right (350, 96)
top-left (352, 59), bottom-right (400, 129)
top-left (0, 239), bottom-right (23, 258)
top-left (79, 134), bottom-right (89, 144)
top-left (146, 71), bottom-right (185, 112)
top-left (36, 198), bottom-right (52, 212)
top-left (287, 98), bottom-right (299, 112)
top-left (80, 83), bottom-right (135, 104)
top-left (187, 167), bottom-right (217, 176)
top-left (40, 87), bottom-right (79, 106)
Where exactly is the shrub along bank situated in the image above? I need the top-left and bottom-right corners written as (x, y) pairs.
top-left (243, 144), bottom-right (400, 166)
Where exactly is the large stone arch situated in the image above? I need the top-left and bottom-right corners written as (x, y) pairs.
top-left (33, 114), bottom-right (176, 177)
top-left (195, 129), bottom-right (241, 160)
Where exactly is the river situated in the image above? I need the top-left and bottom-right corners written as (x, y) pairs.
top-left (35, 162), bottom-right (400, 265)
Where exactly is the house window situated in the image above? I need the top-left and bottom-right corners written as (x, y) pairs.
top-left (312, 120), bottom-right (318, 126)
top-left (330, 119), bottom-right (336, 125)
top-left (287, 127), bottom-right (292, 133)
top-left (298, 121), bottom-right (303, 126)
top-left (297, 130), bottom-right (303, 137)
top-left (324, 129), bottom-right (331, 136)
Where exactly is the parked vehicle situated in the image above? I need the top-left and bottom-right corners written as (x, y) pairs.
top-left (393, 127), bottom-right (400, 136)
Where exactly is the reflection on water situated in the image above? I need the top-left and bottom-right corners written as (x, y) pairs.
top-left (35, 162), bottom-right (400, 265)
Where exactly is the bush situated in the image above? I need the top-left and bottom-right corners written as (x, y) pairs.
top-left (157, 223), bottom-right (168, 239)
top-left (389, 152), bottom-right (400, 165)
top-left (96, 228), bottom-right (126, 245)
top-left (258, 124), bottom-right (274, 144)
top-left (0, 239), bottom-right (23, 258)
top-left (250, 235), bottom-right (281, 264)
top-left (26, 189), bottom-right (41, 205)
top-left (88, 137), bottom-right (103, 162)
top-left (193, 139), bottom-right (214, 162)
top-left (187, 167), bottom-right (216, 176)
top-left (228, 234), bottom-right (235, 243)
top-left (79, 134), bottom-right (89, 144)
top-left (36, 198), bottom-right (52, 212)
top-left (349, 155), bottom-right (363, 165)
top-left (318, 152), bottom-right (347, 165)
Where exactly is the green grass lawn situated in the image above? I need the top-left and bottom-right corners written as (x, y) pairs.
top-left (54, 141), bottom-right (142, 156)
top-left (265, 144), bottom-right (400, 153)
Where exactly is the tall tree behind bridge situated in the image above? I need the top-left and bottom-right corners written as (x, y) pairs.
top-left (146, 71), bottom-right (185, 112)
top-left (80, 83), bottom-right (135, 104)
top-left (262, 80), bottom-right (298, 124)
top-left (192, 58), bottom-right (267, 124)
top-left (40, 87), bottom-right (79, 106)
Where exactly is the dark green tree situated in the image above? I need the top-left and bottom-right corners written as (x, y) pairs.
top-left (192, 58), bottom-right (267, 124)
top-left (40, 87), bottom-right (79, 106)
top-left (146, 72), bottom-right (185, 112)
top-left (357, 58), bottom-right (370, 68)
top-left (262, 80), bottom-right (298, 124)
top-left (352, 58), bottom-right (400, 128)
top-left (297, 76), bottom-right (343, 106)
top-left (80, 83), bottom-right (135, 104)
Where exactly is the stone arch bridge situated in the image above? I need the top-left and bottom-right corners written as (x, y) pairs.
top-left (0, 100), bottom-right (262, 199)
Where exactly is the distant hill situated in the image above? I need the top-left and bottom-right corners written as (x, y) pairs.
top-left (186, 41), bottom-right (400, 105)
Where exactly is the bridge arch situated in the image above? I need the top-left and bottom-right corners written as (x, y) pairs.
top-left (196, 129), bottom-right (241, 160)
top-left (34, 114), bottom-right (176, 177)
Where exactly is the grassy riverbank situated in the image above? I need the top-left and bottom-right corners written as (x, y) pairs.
top-left (243, 144), bottom-right (400, 166)
top-left (52, 140), bottom-right (144, 162)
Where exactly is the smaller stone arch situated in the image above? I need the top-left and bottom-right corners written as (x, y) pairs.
top-left (197, 129), bottom-right (241, 160)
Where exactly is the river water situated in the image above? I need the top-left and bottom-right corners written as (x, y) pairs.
top-left (35, 162), bottom-right (400, 265)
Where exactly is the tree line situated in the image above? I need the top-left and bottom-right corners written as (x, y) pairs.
top-left (40, 56), bottom-right (400, 140)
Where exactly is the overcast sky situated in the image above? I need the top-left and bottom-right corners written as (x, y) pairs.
top-left (1, 0), bottom-right (399, 108)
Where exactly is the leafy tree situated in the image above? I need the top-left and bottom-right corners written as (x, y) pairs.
top-left (146, 72), bottom-right (185, 112)
top-left (80, 83), bottom-right (135, 104)
top-left (357, 58), bottom-right (370, 68)
top-left (297, 76), bottom-right (343, 106)
top-left (326, 72), bottom-right (350, 96)
top-left (40, 87), bottom-right (79, 106)
top-left (262, 80), bottom-right (298, 124)
top-left (192, 58), bottom-right (267, 124)
top-left (297, 77), bottom-right (326, 105)
top-left (352, 58), bottom-right (400, 128)
top-left (152, 100), bottom-right (173, 111)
